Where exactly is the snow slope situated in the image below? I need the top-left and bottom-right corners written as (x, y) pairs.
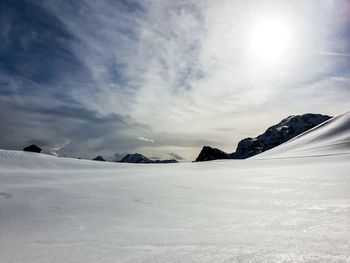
top-left (0, 113), bottom-right (349, 262)
top-left (255, 111), bottom-right (350, 159)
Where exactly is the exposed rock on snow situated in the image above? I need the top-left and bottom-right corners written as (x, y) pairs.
top-left (232, 113), bottom-right (332, 159)
top-left (120, 153), bottom-right (153, 163)
top-left (22, 144), bottom-right (41, 153)
top-left (195, 113), bottom-right (331, 161)
top-left (255, 111), bottom-right (350, 158)
top-left (153, 159), bottom-right (178, 163)
top-left (92, 155), bottom-right (105, 161)
top-left (120, 153), bottom-right (178, 163)
top-left (195, 146), bottom-right (232, 162)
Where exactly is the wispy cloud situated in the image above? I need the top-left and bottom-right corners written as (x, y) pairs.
top-left (320, 52), bottom-right (350, 57)
top-left (137, 137), bottom-right (154, 143)
top-left (49, 139), bottom-right (70, 156)
top-left (168, 152), bottom-right (185, 161)
top-left (0, 0), bottom-right (349, 160)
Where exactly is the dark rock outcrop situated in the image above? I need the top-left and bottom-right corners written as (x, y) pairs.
top-left (153, 159), bottom-right (178, 163)
top-left (93, 155), bottom-right (105, 161)
top-left (120, 153), bottom-right (152, 163)
top-left (120, 153), bottom-right (178, 163)
top-left (232, 113), bottom-right (332, 159)
top-left (195, 146), bottom-right (232, 162)
top-left (23, 144), bottom-right (41, 153)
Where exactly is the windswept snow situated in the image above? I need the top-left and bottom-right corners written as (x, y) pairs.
top-left (0, 112), bottom-right (349, 262)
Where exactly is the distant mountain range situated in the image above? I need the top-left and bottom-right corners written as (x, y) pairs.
top-left (21, 113), bottom-right (332, 163)
top-left (195, 113), bottom-right (332, 162)
top-left (119, 153), bottom-right (178, 164)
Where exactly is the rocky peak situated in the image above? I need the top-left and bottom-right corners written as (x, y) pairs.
top-left (92, 155), bottom-right (105, 161)
top-left (232, 113), bottom-right (331, 159)
top-left (120, 153), bottom-right (152, 163)
top-left (195, 146), bottom-right (232, 162)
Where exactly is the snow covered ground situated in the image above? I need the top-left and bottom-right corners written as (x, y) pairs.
top-left (0, 113), bottom-right (349, 262)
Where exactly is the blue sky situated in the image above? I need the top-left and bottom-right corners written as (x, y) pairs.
top-left (1, 0), bottom-right (349, 161)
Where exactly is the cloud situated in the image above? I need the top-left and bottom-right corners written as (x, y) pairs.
top-left (168, 152), bottom-right (185, 161)
top-left (0, 97), bottom-right (149, 158)
top-left (320, 52), bottom-right (350, 57)
top-left (0, 0), bottom-right (349, 161)
top-left (137, 137), bottom-right (154, 143)
top-left (49, 139), bottom-right (70, 156)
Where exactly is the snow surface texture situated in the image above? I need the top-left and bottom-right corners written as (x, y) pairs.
top-left (0, 112), bottom-right (349, 262)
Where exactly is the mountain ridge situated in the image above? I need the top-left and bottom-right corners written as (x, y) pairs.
top-left (120, 153), bottom-right (178, 164)
top-left (195, 113), bottom-right (332, 161)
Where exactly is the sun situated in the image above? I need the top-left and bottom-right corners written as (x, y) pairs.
top-left (248, 17), bottom-right (292, 63)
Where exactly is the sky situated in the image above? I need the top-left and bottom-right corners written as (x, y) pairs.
top-left (1, 0), bottom-right (350, 161)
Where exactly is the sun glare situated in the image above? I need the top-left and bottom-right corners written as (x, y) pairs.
top-left (248, 17), bottom-right (292, 63)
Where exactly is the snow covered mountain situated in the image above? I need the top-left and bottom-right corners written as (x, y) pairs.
top-left (120, 153), bottom-right (153, 163)
top-left (232, 113), bottom-right (331, 159)
top-left (254, 111), bottom-right (350, 159)
top-left (195, 113), bottom-right (331, 161)
top-left (0, 112), bottom-right (349, 262)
